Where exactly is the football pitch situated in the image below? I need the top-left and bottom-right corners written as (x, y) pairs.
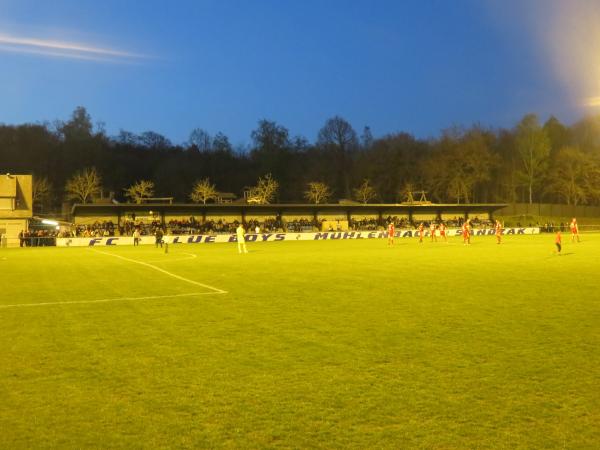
top-left (1, 234), bottom-right (599, 448)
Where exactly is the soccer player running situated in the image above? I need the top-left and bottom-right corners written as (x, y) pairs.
top-left (555, 230), bottom-right (562, 254)
top-left (418, 222), bottom-right (425, 243)
top-left (430, 222), bottom-right (437, 242)
top-left (387, 221), bottom-right (395, 246)
top-left (495, 219), bottom-right (503, 244)
top-left (236, 223), bottom-right (248, 254)
top-left (438, 222), bottom-right (447, 242)
top-left (570, 218), bottom-right (580, 243)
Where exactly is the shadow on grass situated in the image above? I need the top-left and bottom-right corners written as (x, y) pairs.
top-left (546, 252), bottom-right (574, 258)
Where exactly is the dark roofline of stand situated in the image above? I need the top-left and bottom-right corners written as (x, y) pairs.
top-left (71, 202), bottom-right (509, 217)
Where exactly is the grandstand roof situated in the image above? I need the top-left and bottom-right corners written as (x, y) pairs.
top-left (71, 202), bottom-right (508, 218)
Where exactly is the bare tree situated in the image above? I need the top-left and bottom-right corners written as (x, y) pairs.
top-left (248, 173), bottom-right (279, 204)
top-left (317, 116), bottom-right (358, 198)
top-left (516, 114), bottom-right (550, 204)
top-left (190, 178), bottom-right (217, 204)
top-left (32, 175), bottom-right (52, 210)
top-left (545, 146), bottom-right (600, 205)
top-left (353, 179), bottom-right (377, 204)
top-left (124, 180), bottom-right (155, 204)
top-left (304, 182), bottom-right (332, 204)
top-left (399, 182), bottom-right (415, 203)
top-left (188, 128), bottom-right (212, 152)
top-left (65, 167), bottom-right (102, 203)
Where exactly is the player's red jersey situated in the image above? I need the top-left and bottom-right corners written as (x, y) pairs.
top-left (388, 224), bottom-right (394, 236)
top-left (439, 224), bottom-right (446, 235)
top-left (570, 220), bottom-right (578, 234)
top-left (430, 224), bottom-right (436, 233)
top-left (555, 232), bottom-right (562, 244)
top-left (495, 223), bottom-right (502, 234)
top-left (418, 224), bottom-right (424, 235)
top-left (462, 223), bottom-right (469, 237)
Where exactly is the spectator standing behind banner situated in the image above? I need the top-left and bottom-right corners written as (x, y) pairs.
top-left (236, 224), bottom-right (248, 254)
top-left (155, 228), bottom-right (164, 248)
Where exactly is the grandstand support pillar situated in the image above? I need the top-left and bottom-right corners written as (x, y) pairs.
top-left (346, 210), bottom-right (351, 223)
top-left (160, 210), bottom-right (165, 225)
top-left (378, 209), bottom-right (383, 226)
top-left (117, 210), bottom-right (122, 227)
top-left (202, 209), bottom-right (206, 223)
top-left (313, 209), bottom-right (318, 223)
top-left (241, 209), bottom-right (246, 224)
top-left (408, 209), bottom-right (413, 225)
top-left (464, 211), bottom-right (469, 220)
top-left (436, 210), bottom-right (442, 222)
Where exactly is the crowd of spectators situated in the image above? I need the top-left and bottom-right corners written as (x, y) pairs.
top-left (74, 220), bottom-right (117, 237)
top-left (166, 217), bottom-right (322, 234)
top-left (18, 229), bottom-right (59, 247)
top-left (541, 222), bottom-right (563, 233)
top-left (74, 217), bottom-right (499, 238)
top-left (284, 218), bottom-right (317, 232)
top-left (26, 216), bottom-right (503, 247)
top-left (167, 218), bottom-right (237, 234)
top-left (348, 216), bottom-right (494, 230)
top-left (120, 220), bottom-right (161, 236)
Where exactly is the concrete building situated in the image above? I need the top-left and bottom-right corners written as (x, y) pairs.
top-left (0, 174), bottom-right (33, 247)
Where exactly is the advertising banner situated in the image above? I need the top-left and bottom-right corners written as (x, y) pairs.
top-left (56, 227), bottom-right (540, 247)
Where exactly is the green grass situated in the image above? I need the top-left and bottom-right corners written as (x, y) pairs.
top-left (1, 234), bottom-right (599, 449)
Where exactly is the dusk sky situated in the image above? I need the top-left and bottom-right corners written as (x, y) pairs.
top-left (1, 0), bottom-right (599, 147)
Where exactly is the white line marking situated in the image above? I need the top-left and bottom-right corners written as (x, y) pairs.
top-left (0, 292), bottom-right (224, 309)
top-left (145, 253), bottom-right (197, 263)
top-left (92, 249), bottom-right (227, 294)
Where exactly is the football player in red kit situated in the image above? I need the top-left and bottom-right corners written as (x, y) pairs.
top-left (570, 218), bottom-right (580, 243)
top-left (495, 219), bottom-right (503, 244)
top-left (555, 230), bottom-right (562, 254)
top-left (462, 220), bottom-right (471, 245)
top-left (387, 222), bottom-right (395, 246)
top-left (438, 222), bottom-right (447, 242)
top-left (418, 223), bottom-right (424, 243)
top-left (430, 222), bottom-right (437, 242)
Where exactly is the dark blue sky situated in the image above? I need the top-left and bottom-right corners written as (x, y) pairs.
top-left (0, 0), bottom-right (591, 146)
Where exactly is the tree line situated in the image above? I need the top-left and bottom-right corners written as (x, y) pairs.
top-left (2, 106), bottom-right (600, 212)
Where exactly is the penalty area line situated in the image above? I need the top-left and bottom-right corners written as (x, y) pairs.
top-left (0, 292), bottom-right (225, 309)
top-left (92, 249), bottom-right (227, 294)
